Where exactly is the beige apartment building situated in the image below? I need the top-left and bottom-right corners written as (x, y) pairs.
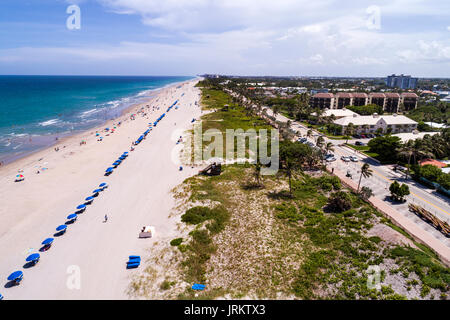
top-left (310, 92), bottom-right (418, 113)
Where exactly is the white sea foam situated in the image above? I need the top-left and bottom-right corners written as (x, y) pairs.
top-left (80, 108), bottom-right (99, 118)
top-left (39, 119), bottom-right (60, 126)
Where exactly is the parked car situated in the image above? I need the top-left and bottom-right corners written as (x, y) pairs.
top-left (298, 137), bottom-right (307, 143)
top-left (367, 134), bottom-right (375, 138)
top-left (355, 141), bottom-right (365, 146)
top-left (353, 134), bottom-right (361, 138)
top-left (350, 156), bottom-right (358, 162)
top-left (360, 134), bottom-right (366, 139)
top-left (326, 157), bottom-right (336, 162)
top-left (341, 156), bottom-right (350, 162)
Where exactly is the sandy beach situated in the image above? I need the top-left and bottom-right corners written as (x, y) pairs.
top-left (0, 78), bottom-right (202, 299)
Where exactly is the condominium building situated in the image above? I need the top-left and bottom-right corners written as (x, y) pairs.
top-left (310, 92), bottom-right (419, 113)
top-left (384, 93), bottom-right (400, 113)
top-left (400, 92), bottom-right (419, 111)
top-left (335, 93), bottom-right (352, 109)
top-left (352, 93), bottom-right (368, 106)
top-left (309, 93), bottom-right (335, 109)
top-left (386, 74), bottom-right (418, 89)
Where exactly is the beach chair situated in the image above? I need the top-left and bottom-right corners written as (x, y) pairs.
top-left (126, 255), bottom-right (141, 269)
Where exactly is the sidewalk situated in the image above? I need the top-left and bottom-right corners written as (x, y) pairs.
top-left (329, 166), bottom-right (450, 267)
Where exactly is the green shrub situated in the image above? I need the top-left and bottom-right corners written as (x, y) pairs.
top-left (182, 206), bottom-right (215, 224)
top-left (274, 203), bottom-right (301, 221)
top-left (170, 238), bottom-right (183, 246)
top-left (181, 206), bottom-right (229, 234)
top-left (327, 191), bottom-right (352, 213)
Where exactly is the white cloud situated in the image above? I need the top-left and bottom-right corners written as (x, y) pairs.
top-left (2, 0), bottom-right (450, 76)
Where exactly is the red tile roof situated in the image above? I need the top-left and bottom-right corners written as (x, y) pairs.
top-left (336, 92), bottom-right (352, 98)
top-left (313, 93), bottom-right (334, 98)
top-left (401, 93), bottom-right (418, 98)
top-left (419, 159), bottom-right (446, 168)
top-left (351, 93), bottom-right (368, 98)
top-left (385, 93), bottom-right (400, 98)
top-left (369, 93), bottom-right (386, 98)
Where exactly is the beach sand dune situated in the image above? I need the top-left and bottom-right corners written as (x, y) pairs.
top-left (0, 79), bottom-right (202, 299)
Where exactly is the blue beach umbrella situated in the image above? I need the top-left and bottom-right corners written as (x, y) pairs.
top-left (119, 156), bottom-right (126, 161)
top-left (106, 167), bottom-right (114, 173)
top-left (26, 253), bottom-right (40, 263)
top-left (128, 255), bottom-right (141, 261)
top-left (67, 213), bottom-right (77, 220)
top-left (123, 152), bottom-right (129, 155)
top-left (0, 293), bottom-right (3, 300)
top-left (76, 204), bottom-right (86, 210)
top-left (42, 238), bottom-right (54, 246)
top-left (7, 271), bottom-right (23, 282)
top-left (93, 188), bottom-right (102, 193)
top-left (99, 183), bottom-right (108, 189)
top-left (85, 196), bottom-right (94, 204)
top-left (56, 225), bottom-right (67, 232)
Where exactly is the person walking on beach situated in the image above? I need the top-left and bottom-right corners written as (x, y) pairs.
top-left (104, 214), bottom-right (108, 223)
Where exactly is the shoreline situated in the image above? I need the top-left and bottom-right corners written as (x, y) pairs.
top-left (0, 77), bottom-right (196, 171)
top-left (0, 77), bottom-right (203, 299)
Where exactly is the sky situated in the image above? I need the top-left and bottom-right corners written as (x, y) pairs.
top-left (0, 0), bottom-right (449, 77)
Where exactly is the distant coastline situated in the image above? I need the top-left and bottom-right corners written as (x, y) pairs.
top-left (0, 75), bottom-right (195, 165)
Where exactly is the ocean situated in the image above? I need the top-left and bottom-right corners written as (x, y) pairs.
top-left (0, 75), bottom-right (193, 164)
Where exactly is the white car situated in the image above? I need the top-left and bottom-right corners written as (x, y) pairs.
top-left (341, 156), bottom-right (350, 162)
top-left (326, 157), bottom-right (336, 162)
top-left (350, 156), bottom-right (358, 162)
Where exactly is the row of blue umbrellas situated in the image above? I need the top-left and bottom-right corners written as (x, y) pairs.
top-left (4, 101), bottom-right (180, 297)
top-left (5, 181), bottom-right (109, 291)
top-left (105, 152), bottom-right (128, 175)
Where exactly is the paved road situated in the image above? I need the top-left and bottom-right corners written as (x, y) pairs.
top-left (263, 107), bottom-right (450, 248)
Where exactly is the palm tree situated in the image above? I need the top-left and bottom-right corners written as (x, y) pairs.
top-left (324, 142), bottom-right (335, 155)
top-left (272, 105), bottom-right (280, 119)
top-left (306, 129), bottom-right (313, 140)
top-left (253, 161), bottom-right (263, 187)
top-left (398, 140), bottom-right (433, 179)
top-left (357, 163), bottom-right (373, 193)
top-left (316, 136), bottom-right (325, 149)
top-left (344, 123), bottom-right (355, 144)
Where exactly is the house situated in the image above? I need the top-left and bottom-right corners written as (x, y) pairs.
top-left (418, 159), bottom-right (446, 169)
top-left (334, 114), bottom-right (418, 134)
top-left (311, 108), bottom-right (358, 119)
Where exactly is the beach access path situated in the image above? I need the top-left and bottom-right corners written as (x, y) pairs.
top-left (0, 79), bottom-right (202, 299)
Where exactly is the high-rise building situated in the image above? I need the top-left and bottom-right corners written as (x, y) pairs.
top-left (386, 74), bottom-right (418, 89)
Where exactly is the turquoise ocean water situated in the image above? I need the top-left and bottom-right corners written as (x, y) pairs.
top-left (0, 75), bottom-right (193, 164)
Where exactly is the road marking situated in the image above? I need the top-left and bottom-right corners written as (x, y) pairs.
top-left (370, 166), bottom-right (450, 217)
top-left (297, 121), bottom-right (449, 217)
